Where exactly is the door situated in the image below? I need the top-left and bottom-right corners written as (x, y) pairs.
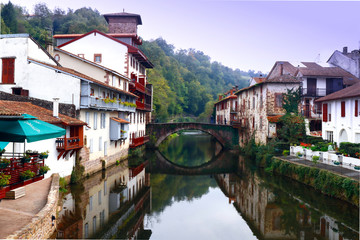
top-left (307, 78), bottom-right (316, 96)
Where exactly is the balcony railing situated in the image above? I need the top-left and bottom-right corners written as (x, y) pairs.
top-left (136, 101), bottom-right (152, 111)
top-left (130, 135), bottom-right (150, 148)
top-left (81, 96), bottom-right (136, 112)
top-left (130, 163), bottom-right (145, 179)
top-left (129, 81), bottom-right (145, 93)
top-left (301, 88), bottom-right (326, 97)
top-left (0, 153), bottom-right (45, 200)
top-left (56, 137), bottom-right (83, 150)
top-left (145, 84), bottom-right (152, 96)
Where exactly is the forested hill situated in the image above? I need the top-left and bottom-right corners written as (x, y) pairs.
top-left (1, 2), bottom-right (263, 122)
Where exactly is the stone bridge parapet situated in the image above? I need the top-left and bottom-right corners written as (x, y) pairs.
top-left (146, 122), bottom-right (239, 149)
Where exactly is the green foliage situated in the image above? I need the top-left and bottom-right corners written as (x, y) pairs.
top-left (339, 142), bottom-right (360, 158)
top-left (312, 155), bottom-right (319, 164)
top-left (59, 177), bottom-right (68, 193)
top-left (39, 165), bottom-right (50, 175)
top-left (277, 114), bottom-right (306, 144)
top-left (20, 170), bottom-right (36, 180)
top-left (282, 150), bottom-right (290, 156)
top-left (0, 173), bottom-right (10, 186)
top-left (70, 159), bottom-right (85, 184)
top-left (282, 87), bottom-right (301, 115)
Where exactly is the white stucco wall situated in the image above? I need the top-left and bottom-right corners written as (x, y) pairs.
top-left (60, 32), bottom-right (128, 76)
top-left (322, 97), bottom-right (360, 144)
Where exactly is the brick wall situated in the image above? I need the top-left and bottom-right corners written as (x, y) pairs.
top-left (0, 91), bottom-right (78, 118)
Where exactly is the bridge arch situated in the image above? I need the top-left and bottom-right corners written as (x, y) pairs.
top-left (147, 123), bottom-right (239, 150)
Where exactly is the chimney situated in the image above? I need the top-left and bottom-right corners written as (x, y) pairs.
top-left (47, 44), bottom-right (54, 56)
top-left (230, 89), bottom-right (233, 95)
top-left (53, 98), bottom-right (59, 118)
top-left (279, 62), bottom-right (284, 76)
top-left (343, 47), bottom-right (348, 54)
top-left (219, 95), bottom-right (222, 100)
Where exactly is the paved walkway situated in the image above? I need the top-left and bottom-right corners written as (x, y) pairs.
top-left (280, 156), bottom-right (360, 181)
top-left (0, 177), bottom-right (52, 239)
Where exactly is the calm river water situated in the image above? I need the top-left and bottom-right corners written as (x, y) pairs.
top-left (56, 131), bottom-right (359, 240)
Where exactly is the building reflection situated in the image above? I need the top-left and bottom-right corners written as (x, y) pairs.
top-left (215, 157), bottom-right (359, 240)
top-left (56, 160), bottom-right (151, 239)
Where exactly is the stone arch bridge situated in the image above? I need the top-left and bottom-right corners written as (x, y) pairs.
top-left (146, 123), bottom-right (239, 149)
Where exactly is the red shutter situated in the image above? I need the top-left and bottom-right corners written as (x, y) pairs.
top-left (355, 100), bottom-right (358, 117)
top-left (323, 103), bottom-right (328, 122)
top-left (2, 58), bottom-right (15, 84)
top-left (341, 101), bottom-right (345, 117)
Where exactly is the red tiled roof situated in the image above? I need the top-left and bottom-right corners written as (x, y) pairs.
top-left (315, 82), bottom-right (360, 102)
top-left (28, 58), bottom-right (138, 98)
top-left (0, 101), bottom-right (86, 125)
top-left (103, 12), bottom-right (142, 25)
top-left (253, 77), bottom-right (266, 84)
top-left (0, 105), bottom-right (22, 116)
top-left (214, 95), bottom-right (237, 105)
top-left (54, 33), bottom-right (142, 45)
top-left (110, 117), bottom-right (130, 124)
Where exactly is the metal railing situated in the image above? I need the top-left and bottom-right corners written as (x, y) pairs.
top-left (81, 96), bottom-right (136, 112)
top-left (301, 88), bottom-right (326, 97)
top-left (56, 137), bottom-right (83, 150)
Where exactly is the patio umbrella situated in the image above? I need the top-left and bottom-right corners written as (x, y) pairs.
top-left (0, 114), bottom-right (66, 142)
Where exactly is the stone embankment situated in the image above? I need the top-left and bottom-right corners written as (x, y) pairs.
top-left (6, 174), bottom-right (59, 239)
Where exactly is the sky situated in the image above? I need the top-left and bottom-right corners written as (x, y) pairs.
top-left (2, 0), bottom-right (360, 73)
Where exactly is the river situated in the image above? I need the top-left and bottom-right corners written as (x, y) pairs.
top-left (56, 131), bottom-right (359, 239)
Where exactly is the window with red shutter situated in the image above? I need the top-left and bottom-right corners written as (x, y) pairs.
top-left (355, 100), bottom-right (358, 117)
top-left (2, 58), bottom-right (15, 84)
top-left (322, 103), bottom-right (328, 122)
top-left (341, 101), bottom-right (345, 117)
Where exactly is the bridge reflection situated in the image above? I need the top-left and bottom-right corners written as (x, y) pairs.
top-left (146, 150), bottom-right (238, 175)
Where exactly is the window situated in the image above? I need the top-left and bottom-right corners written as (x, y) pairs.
top-left (98, 190), bottom-right (102, 205)
top-left (89, 196), bottom-right (93, 211)
top-left (104, 141), bottom-right (107, 156)
top-left (100, 113), bottom-right (106, 129)
top-left (84, 223), bottom-right (89, 238)
top-left (94, 54), bottom-right (102, 63)
top-left (252, 96), bottom-right (255, 109)
top-left (54, 54), bottom-right (60, 61)
top-left (104, 180), bottom-right (107, 195)
top-left (2, 58), bottom-right (15, 84)
top-left (328, 103), bottom-right (331, 121)
top-left (93, 216), bottom-right (96, 234)
top-left (275, 94), bottom-right (283, 107)
top-left (326, 131), bottom-right (334, 142)
top-left (90, 88), bottom-right (95, 96)
top-left (94, 113), bottom-right (98, 130)
top-left (85, 112), bottom-right (90, 130)
top-left (99, 137), bottom-right (102, 151)
top-left (341, 101), bottom-right (345, 117)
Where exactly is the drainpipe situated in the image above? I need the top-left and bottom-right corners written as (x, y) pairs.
top-left (53, 98), bottom-right (59, 118)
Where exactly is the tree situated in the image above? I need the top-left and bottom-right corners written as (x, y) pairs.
top-left (1, 1), bottom-right (17, 33)
top-left (282, 87), bottom-right (301, 115)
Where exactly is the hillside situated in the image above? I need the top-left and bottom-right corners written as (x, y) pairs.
top-left (1, 2), bottom-right (262, 122)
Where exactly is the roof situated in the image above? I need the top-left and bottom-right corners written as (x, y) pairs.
top-left (252, 77), bottom-right (266, 84)
top-left (53, 33), bottom-right (142, 45)
top-left (28, 58), bottom-right (138, 98)
top-left (315, 82), bottom-right (360, 102)
top-left (103, 12), bottom-right (142, 25)
top-left (0, 101), bottom-right (86, 126)
top-left (54, 47), bottom-right (131, 81)
top-left (110, 117), bottom-right (130, 124)
top-left (57, 30), bottom-right (153, 68)
top-left (214, 95), bottom-right (237, 105)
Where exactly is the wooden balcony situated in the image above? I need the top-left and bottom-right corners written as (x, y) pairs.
top-left (136, 101), bottom-right (152, 111)
top-left (130, 163), bottom-right (145, 179)
top-left (130, 81), bottom-right (145, 93)
top-left (130, 135), bottom-right (150, 148)
top-left (56, 137), bottom-right (84, 160)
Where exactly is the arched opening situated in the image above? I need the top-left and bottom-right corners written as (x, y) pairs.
top-left (339, 129), bottom-right (348, 143)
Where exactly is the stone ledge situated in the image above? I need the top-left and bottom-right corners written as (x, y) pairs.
top-left (6, 174), bottom-right (60, 239)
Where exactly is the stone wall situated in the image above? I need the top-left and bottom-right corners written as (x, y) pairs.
top-left (0, 91), bottom-right (78, 118)
top-left (6, 174), bottom-right (60, 239)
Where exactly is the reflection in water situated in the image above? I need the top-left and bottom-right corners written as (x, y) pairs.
top-left (215, 156), bottom-right (359, 240)
top-left (56, 160), bottom-right (152, 239)
top-left (56, 132), bottom-right (359, 240)
top-left (160, 130), bottom-right (221, 167)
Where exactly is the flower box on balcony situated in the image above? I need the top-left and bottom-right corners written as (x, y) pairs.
top-left (0, 158), bottom-right (10, 169)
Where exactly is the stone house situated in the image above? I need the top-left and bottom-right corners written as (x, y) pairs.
top-left (214, 86), bottom-right (238, 125)
top-left (316, 82), bottom-right (360, 144)
top-left (234, 67), bottom-right (300, 146)
top-left (267, 61), bottom-right (360, 136)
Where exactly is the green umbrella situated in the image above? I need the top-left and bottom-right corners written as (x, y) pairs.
top-left (0, 114), bottom-right (66, 143)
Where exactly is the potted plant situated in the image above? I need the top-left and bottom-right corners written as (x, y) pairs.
top-left (26, 150), bottom-right (39, 156)
top-left (354, 165), bottom-right (360, 170)
top-left (39, 165), bottom-right (50, 175)
top-left (312, 155), bottom-right (320, 165)
top-left (20, 170), bottom-right (36, 181)
top-left (296, 152), bottom-right (303, 158)
top-left (0, 173), bottom-right (10, 187)
top-left (0, 148), bottom-right (5, 156)
top-left (39, 150), bottom-right (49, 159)
top-left (282, 150), bottom-right (290, 156)
top-left (21, 153), bottom-right (32, 163)
top-left (0, 158), bottom-right (10, 169)
top-left (334, 161), bottom-right (340, 165)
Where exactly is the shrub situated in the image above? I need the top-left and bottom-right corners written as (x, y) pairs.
top-left (282, 150), bottom-right (290, 156)
top-left (312, 155), bottom-right (320, 164)
top-left (20, 170), bottom-right (35, 180)
top-left (0, 173), bottom-right (10, 186)
top-left (339, 142), bottom-right (360, 158)
top-left (39, 165), bottom-right (50, 175)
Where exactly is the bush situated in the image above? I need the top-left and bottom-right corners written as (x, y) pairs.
top-left (339, 142), bottom-right (360, 158)
top-left (20, 170), bottom-right (35, 180)
top-left (70, 158), bottom-right (85, 184)
top-left (39, 165), bottom-right (50, 175)
top-left (312, 155), bottom-right (320, 164)
top-left (282, 150), bottom-right (290, 156)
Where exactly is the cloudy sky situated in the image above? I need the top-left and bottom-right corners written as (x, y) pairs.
top-left (2, 0), bottom-right (360, 72)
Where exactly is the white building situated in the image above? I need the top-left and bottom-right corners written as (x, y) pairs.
top-left (328, 47), bottom-right (360, 78)
top-left (53, 12), bottom-right (154, 149)
top-left (316, 82), bottom-right (360, 144)
top-left (214, 87), bottom-right (238, 125)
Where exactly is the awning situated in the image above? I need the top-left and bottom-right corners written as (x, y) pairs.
top-left (110, 117), bottom-right (130, 124)
top-left (0, 114), bottom-right (66, 143)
